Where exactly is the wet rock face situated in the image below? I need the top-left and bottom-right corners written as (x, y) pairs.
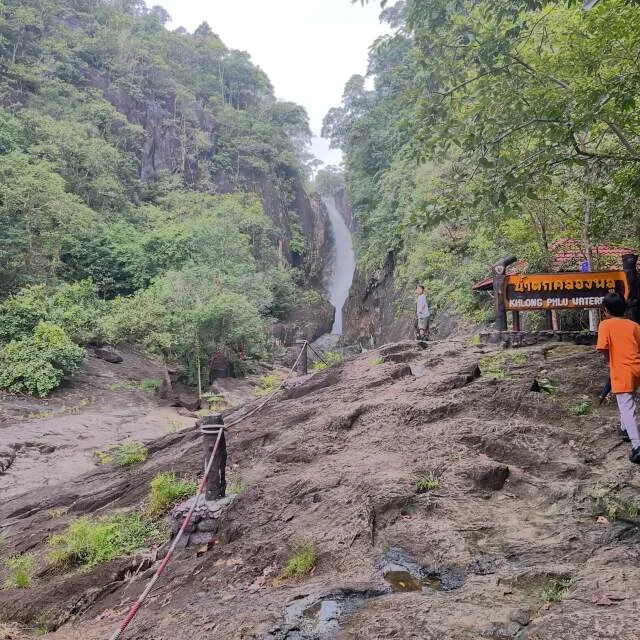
top-left (169, 495), bottom-right (235, 548)
top-left (262, 589), bottom-right (387, 640)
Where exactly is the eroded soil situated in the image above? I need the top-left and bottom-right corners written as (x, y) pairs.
top-left (2, 340), bottom-right (640, 640)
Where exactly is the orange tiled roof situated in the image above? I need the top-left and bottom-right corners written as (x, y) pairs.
top-left (472, 239), bottom-right (636, 291)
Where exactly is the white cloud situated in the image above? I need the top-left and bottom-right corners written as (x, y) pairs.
top-left (157, 0), bottom-right (387, 164)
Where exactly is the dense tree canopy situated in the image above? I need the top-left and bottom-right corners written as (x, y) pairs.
top-left (0, 0), bottom-right (318, 394)
top-left (335, 0), bottom-right (640, 322)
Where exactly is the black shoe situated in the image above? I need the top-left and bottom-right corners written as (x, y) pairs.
top-left (618, 425), bottom-right (631, 442)
top-left (629, 446), bottom-right (640, 464)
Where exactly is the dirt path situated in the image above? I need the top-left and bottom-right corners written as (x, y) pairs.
top-left (2, 339), bottom-right (639, 640)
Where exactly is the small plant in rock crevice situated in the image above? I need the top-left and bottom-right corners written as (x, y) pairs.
top-left (2, 553), bottom-right (35, 589)
top-left (416, 471), bottom-right (440, 493)
top-left (604, 498), bottom-right (640, 521)
top-left (146, 472), bottom-right (197, 517)
top-left (371, 356), bottom-right (385, 366)
top-left (538, 577), bottom-right (576, 602)
top-left (282, 541), bottom-right (317, 578)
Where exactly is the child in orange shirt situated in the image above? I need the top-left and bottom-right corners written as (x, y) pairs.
top-left (597, 293), bottom-right (640, 464)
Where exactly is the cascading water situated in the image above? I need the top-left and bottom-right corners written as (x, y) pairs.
top-left (323, 197), bottom-right (355, 335)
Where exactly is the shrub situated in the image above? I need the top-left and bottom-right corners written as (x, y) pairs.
top-left (48, 514), bottom-right (160, 570)
top-left (146, 472), bottom-right (197, 517)
top-left (0, 322), bottom-right (85, 396)
top-left (2, 554), bottom-right (35, 589)
top-left (282, 542), bottom-right (317, 578)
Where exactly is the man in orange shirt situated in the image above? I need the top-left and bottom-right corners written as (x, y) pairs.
top-left (597, 293), bottom-right (640, 464)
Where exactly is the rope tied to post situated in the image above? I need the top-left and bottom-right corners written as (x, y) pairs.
top-left (108, 344), bottom-right (307, 640)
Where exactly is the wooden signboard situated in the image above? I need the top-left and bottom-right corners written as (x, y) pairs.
top-left (504, 272), bottom-right (628, 311)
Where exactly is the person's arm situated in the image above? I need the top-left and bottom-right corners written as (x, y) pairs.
top-left (596, 323), bottom-right (609, 361)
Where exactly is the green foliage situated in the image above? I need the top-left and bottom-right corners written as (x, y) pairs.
top-left (416, 471), bottom-right (440, 493)
top-left (282, 542), bottom-right (317, 578)
top-left (480, 354), bottom-right (509, 381)
top-left (314, 166), bottom-right (346, 198)
top-left (146, 472), bottom-right (197, 517)
top-left (48, 514), bottom-right (161, 570)
top-left (311, 351), bottom-right (343, 371)
top-left (227, 474), bottom-right (247, 495)
top-left (372, 356), bottom-right (386, 366)
top-left (568, 401), bottom-right (592, 417)
top-left (0, 0), bottom-right (320, 383)
top-left (337, 0), bottom-right (640, 325)
top-left (2, 554), bottom-right (35, 589)
top-left (538, 577), bottom-right (576, 603)
top-left (140, 379), bottom-right (161, 391)
top-left (98, 440), bottom-right (148, 468)
top-left (0, 322), bottom-right (85, 396)
top-left (254, 374), bottom-right (282, 396)
top-left (537, 378), bottom-right (557, 395)
top-left (604, 498), bottom-right (640, 521)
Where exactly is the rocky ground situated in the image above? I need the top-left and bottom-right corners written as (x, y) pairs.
top-left (2, 339), bottom-right (640, 639)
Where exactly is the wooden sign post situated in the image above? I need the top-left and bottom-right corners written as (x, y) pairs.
top-left (490, 253), bottom-right (640, 331)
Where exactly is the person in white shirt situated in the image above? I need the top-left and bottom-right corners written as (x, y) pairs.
top-left (416, 285), bottom-right (430, 341)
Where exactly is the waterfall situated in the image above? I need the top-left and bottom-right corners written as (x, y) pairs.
top-left (323, 197), bottom-right (355, 335)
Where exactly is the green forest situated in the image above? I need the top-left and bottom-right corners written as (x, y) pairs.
top-left (325, 0), bottom-right (640, 323)
top-left (0, 0), bottom-right (320, 396)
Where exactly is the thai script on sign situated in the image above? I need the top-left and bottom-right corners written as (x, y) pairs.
top-left (504, 271), bottom-right (627, 311)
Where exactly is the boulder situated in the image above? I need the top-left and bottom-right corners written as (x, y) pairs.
top-left (93, 348), bottom-right (123, 364)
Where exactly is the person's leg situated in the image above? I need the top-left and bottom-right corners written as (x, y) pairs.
top-left (616, 393), bottom-right (640, 447)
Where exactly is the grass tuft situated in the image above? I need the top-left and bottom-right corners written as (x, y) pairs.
top-left (254, 374), bottom-right (282, 396)
top-left (140, 378), bottom-right (161, 391)
top-left (282, 541), bottom-right (317, 578)
top-left (2, 554), bottom-right (35, 589)
top-left (48, 514), bottom-right (161, 571)
top-left (480, 354), bottom-right (509, 380)
top-left (227, 474), bottom-right (247, 495)
top-left (371, 356), bottom-right (385, 366)
top-left (146, 472), bottom-right (197, 517)
top-left (311, 351), bottom-right (343, 372)
top-left (538, 577), bottom-right (576, 602)
top-left (416, 471), bottom-right (440, 493)
top-left (97, 440), bottom-right (148, 468)
top-left (568, 401), bottom-right (591, 417)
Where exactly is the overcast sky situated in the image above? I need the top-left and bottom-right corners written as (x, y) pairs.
top-left (156, 0), bottom-right (387, 166)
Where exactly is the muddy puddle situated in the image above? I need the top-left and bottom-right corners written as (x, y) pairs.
top-left (380, 547), bottom-right (466, 593)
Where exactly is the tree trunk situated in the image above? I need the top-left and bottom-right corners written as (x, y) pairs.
top-left (195, 335), bottom-right (203, 401)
